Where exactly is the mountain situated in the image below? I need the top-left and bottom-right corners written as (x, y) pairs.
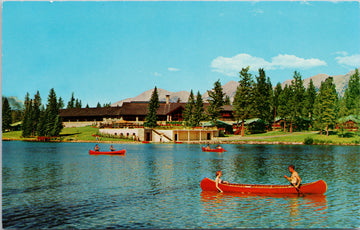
top-left (111, 88), bottom-right (190, 107)
top-left (111, 69), bottom-right (358, 106)
top-left (281, 69), bottom-right (358, 97)
top-left (202, 80), bottom-right (239, 102)
top-left (4, 96), bottom-right (24, 110)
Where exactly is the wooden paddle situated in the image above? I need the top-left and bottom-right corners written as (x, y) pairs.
top-left (285, 176), bottom-right (304, 196)
top-left (290, 181), bottom-right (305, 196)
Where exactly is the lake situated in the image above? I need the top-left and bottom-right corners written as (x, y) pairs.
top-left (2, 141), bottom-right (359, 229)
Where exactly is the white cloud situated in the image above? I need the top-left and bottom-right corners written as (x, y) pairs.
top-left (211, 53), bottom-right (327, 76)
top-left (154, 72), bottom-right (162, 77)
top-left (271, 54), bottom-right (327, 69)
top-left (336, 54), bottom-right (360, 67)
top-left (168, 67), bottom-right (180, 72)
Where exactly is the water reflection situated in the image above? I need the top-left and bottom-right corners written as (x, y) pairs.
top-left (200, 191), bottom-right (328, 227)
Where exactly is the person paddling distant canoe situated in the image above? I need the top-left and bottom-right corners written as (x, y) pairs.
top-left (94, 144), bottom-right (100, 152)
top-left (110, 145), bottom-right (116, 151)
top-left (216, 145), bottom-right (222, 149)
top-left (205, 144), bottom-right (211, 150)
top-left (284, 165), bottom-right (301, 188)
top-left (215, 170), bottom-right (229, 193)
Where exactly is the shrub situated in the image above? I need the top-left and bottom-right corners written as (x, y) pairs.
top-left (304, 137), bottom-right (314, 145)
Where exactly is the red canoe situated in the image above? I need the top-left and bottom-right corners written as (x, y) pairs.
top-left (202, 147), bottom-right (226, 152)
top-left (89, 149), bottom-right (126, 155)
top-left (200, 177), bottom-right (327, 194)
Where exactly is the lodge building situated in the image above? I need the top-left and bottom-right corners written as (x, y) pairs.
top-left (59, 95), bottom-right (235, 142)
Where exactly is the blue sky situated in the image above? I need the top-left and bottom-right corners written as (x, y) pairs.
top-left (2, 1), bottom-right (360, 107)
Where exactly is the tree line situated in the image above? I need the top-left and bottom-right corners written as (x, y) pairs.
top-left (145, 68), bottom-right (359, 137)
top-left (3, 68), bottom-right (359, 137)
top-left (2, 89), bottom-right (114, 136)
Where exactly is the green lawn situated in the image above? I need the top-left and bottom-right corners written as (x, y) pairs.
top-left (226, 130), bottom-right (360, 145)
top-left (2, 126), bottom-right (136, 142)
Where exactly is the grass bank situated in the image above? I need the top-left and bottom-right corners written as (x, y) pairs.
top-left (219, 130), bottom-right (360, 145)
top-left (2, 126), bottom-right (136, 143)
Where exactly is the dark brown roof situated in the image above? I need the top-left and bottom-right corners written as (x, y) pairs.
top-left (59, 107), bottom-right (122, 117)
top-left (120, 102), bottom-right (186, 116)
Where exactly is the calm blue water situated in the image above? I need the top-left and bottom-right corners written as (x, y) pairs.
top-left (2, 141), bottom-right (360, 229)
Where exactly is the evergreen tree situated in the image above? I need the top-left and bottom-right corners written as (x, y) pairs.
top-left (86, 104), bottom-right (90, 108)
top-left (253, 68), bottom-right (272, 125)
top-left (32, 91), bottom-right (42, 135)
top-left (233, 66), bottom-right (255, 136)
top-left (2, 97), bottom-right (12, 132)
top-left (313, 77), bottom-right (338, 136)
top-left (183, 90), bottom-right (195, 127)
top-left (22, 93), bottom-right (33, 137)
top-left (224, 95), bottom-right (231, 105)
top-left (36, 105), bottom-right (47, 136)
top-left (75, 99), bottom-right (82, 108)
top-left (303, 79), bottom-right (317, 128)
top-left (46, 88), bottom-right (62, 136)
top-left (193, 91), bottom-right (205, 127)
top-left (144, 87), bottom-right (159, 128)
top-left (272, 83), bottom-right (282, 130)
top-left (96, 102), bottom-right (102, 108)
top-left (207, 79), bottom-right (225, 124)
top-left (344, 69), bottom-right (360, 116)
top-left (67, 92), bottom-right (75, 109)
top-left (289, 71), bottom-right (306, 132)
top-left (58, 97), bottom-right (65, 109)
top-left (278, 85), bottom-right (292, 132)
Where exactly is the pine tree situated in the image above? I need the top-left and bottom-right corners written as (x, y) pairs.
top-left (207, 79), bottom-right (225, 124)
top-left (344, 69), bottom-right (360, 116)
top-left (253, 68), bottom-right (272, 125)
top-left (144, 87), bottom-right (159, 128)
top-left (75, 99), bottom-right (82, 108)
top-left (289, 71), bottom-right (306, 132)
top-left (313, 77), bottom-right (338, 136)
top-left (32, 91), bottom-right (42, 135)
top-left (272, 83), bottom-right (282, 130)
top-left (22, 93), bottom-right (33, 137)
top-left (303, 79), bottom-right (317, 128)
top-left (96, 102), bottom-right (102, 108)
top-left (58, 97), bottom-right (65, 109)
top-left (278, 85), bottom-right (292, 132)
top-left (36, 105), bottom-right (47, 136)
top-left (46, 88), bottom-right (61, 136)
top-left (194, 91), bottom-right (205, 127)
top-left (183, 90), bottom-right (195, 127)
top-left (67, 92), bottom-right (75, 109)
top-left (2, 97), bottom-right (12, 132)
top-left (233, 67), bottom-right (255, 136)
top-left (224, 95), bottom-right (231, 105)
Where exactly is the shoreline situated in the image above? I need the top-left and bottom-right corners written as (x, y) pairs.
top-left (2, 138), bottom-right (359, 146)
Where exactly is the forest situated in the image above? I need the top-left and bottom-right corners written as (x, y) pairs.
top-left (2, 68), bottom-right (359, 138)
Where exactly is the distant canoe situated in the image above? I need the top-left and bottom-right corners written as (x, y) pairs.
top-left (142, 141), bottom-right (150, 144)
top-left (89, 149), bottom-right (126, 155)
top-left (202, 147), bottom-right (226, 152)
top-left (200, 177), bottom-right (327, 194)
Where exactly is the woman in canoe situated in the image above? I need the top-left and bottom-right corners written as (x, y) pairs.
top-left (215, 171), bottom-right (229, 193)
top-left (94, 144), bottom-right (100, 152)
top-left (205, 144), bottom-right (211, 150)
top-left (216, 145), bottom-right (223, 149)
top-left (110, 145), bottom-right (116, 151)
top-left (284, 165), bottom-right (301, 188)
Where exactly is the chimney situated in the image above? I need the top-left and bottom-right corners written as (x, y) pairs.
top-left (166, 95), bottom-right (170, 104)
